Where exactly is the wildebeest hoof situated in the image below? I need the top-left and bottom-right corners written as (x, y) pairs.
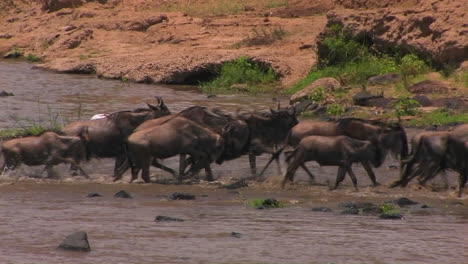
top-left (372, 182), bottom-right (381, 187)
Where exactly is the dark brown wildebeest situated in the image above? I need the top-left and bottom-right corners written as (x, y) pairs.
top-left (61, 97), bottom-right (170, 178)
top-left (282, 135), bottom-right (384, 190)
top-left (0, 130), bottom-right (89, 178)
top-left (118, 106), bottom-right (250, 178)
top-left (260, 118), bottom-right (408, 185)
top-left (127, 104), bottom-right (297, 179)
top-left (393, 124), bottom-right (468, 197)
top-left (239, 106), bottom-right (298, 176)
top-left (125, 116), bottom-right (228, 183)
top-left (390, 131), bottom-right (450, 188)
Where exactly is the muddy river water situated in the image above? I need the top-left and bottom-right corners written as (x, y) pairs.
top-left (0, 60), bottom-right (467, 264)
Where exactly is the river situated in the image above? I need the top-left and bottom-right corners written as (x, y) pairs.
top-left (0, 60), bottom-right (467, 264)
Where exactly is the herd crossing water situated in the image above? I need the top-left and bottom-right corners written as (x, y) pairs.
top-left (0, 60), bottom-right (467, 264)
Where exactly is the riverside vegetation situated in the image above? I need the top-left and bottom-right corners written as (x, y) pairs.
top-left (200, 24), bottom-right (467, 127)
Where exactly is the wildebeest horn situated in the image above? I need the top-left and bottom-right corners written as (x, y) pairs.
top-left (146, 103), bottom-right (158, 110)
top-left (154, 96), bottom-right (162, 107)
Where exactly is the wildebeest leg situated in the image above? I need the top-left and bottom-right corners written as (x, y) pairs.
top-left (179, 154), bottom-right (186, 177)
top-left (204, 164), bottom-right (214, 181)
top-left (390, 157), bottom-right (417, 188)
top-left (282, 163), bottom-right (300, 188)
top-left (113, 154), bottom-right (128, 180)
top-left (331, 166), bottom-right (347, 190)
top-left (458, 169), bottom-right (468, 198)
top-left (300, 164), bottom-right (316, 184)
top-left (130, 165), bottom-right (140, 183)
top-left (183, 160), bottom-right (205, 182)
top-left (362, 161), bottom-right (378, 186)
top-left (151, 159), bottom-right (176, 176)
top-left (347, 167), bottom-right (359, 191)
top-left (249, 154), bottom-right (256, 176)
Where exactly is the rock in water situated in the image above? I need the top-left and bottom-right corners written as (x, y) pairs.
top-left (379, 213), bottom-right (404, 220)
top-left (393, 197), bottom-right (418, 206)
top-left (114, 190), bottom-right (132, 198)
top-left (155, 215), bottom-right (185, 222)
top-left (58, 231), bottom-right (91, 252)
top-left (169, 192), bottom-right (195, 200)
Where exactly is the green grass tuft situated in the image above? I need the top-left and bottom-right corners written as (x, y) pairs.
top-left (26, 53), bottom-right (41, 62)
top-left (245, 198), bottom-right (284, 208)
top-left (410, 109), bottom-right (468, 127)
top-left (381, 203), bottom-right (400, 215)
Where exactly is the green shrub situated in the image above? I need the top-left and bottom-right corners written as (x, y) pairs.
top-left (392, 96), bottom-right (421, 117)
top-left (26, 53), bottom-right (41, 62)
top-left (326, 103), bottom-right (345, 116)
top-left (309, 86), bottom-right (326, 104)
top-left (9, 46), bottom-right (22, 57)
top-left (400, 54), bottom-right (429, 77)
top-left (200, 56), bottom-right (277, 94)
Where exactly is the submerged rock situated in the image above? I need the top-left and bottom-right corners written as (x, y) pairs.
top-left (379, 213), bottom-right (404, 220)
top-left (230, 232), bottom-right (242, 238)
top-left (169, 192), bottom-right (195, 200)
top-left (155, 215), bottom-right (185, 222)
top-left (311, 207), bottom-right (333, 212)
top-left (392, 197), bottom-right (418, 206)
top-left (114, 190), bottom-right (132, 199)
top-left (58, 231), bottom-right (91, 252)
top-left (340, 208), bottom-right (360, 215)
top-left (0, 91), bottom-right (14, 97)
top-left (86, 192), bottom-right (102, 198)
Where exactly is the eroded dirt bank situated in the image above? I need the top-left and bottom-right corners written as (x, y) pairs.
top-left (1, 0), bottom-right (466, 87)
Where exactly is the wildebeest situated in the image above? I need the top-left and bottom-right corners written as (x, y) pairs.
top-left (118, 106), bottom-right (250, 178)
top-left (282, 135), bottom-right (384, 190)
top-left (239, 105), bottom-right (298, 176)
top-left (392, 124), bottom-right (468, 197)
top-left (0, 130), bottom-right (89, 178)
top-left (61, 97), bottom-right (170, 178)
top-left (391, 124), bottom-right (468, 197)
top-left (390, 131), bottom-right (450, 188)
top-left (125, 116), bottom-right (227, 183)
top-left (125, 104), bottom-right (297, 180)
top-left (261, 118), bottom-right (408, 185)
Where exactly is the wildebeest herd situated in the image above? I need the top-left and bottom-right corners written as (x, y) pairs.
top-left (0, 96), bottom-right (467, 197)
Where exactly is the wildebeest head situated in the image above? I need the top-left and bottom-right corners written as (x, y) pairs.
top-left (378, 122), bottom-right (408, 160)
top-left (367, 138), bottom-right (385, 168)
top-left (240, 105), bottom-right (298, 148)
top-left (144, 96), bottom-right (171, 120)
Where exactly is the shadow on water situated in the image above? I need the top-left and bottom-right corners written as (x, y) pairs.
top-left (0, 61), bottom-right (467, 264)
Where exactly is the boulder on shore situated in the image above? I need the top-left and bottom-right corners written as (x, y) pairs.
top-left (290, 77), bottom-right (341, 104)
